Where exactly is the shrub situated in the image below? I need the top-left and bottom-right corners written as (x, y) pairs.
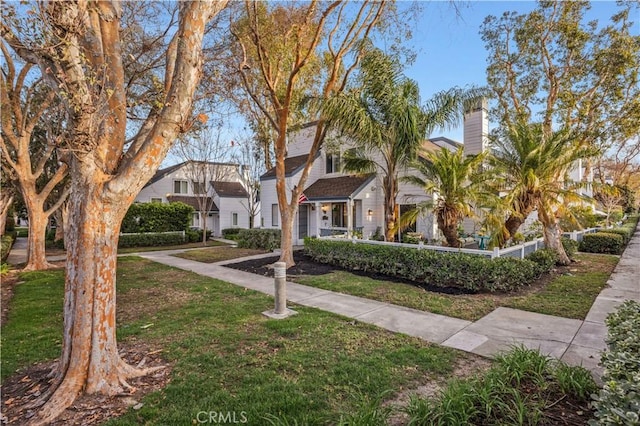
top-left (237, 229), bottom-right (281, 251)
top-left (121, 202), bottom-right (194, 233)
top-left (1, 235), bottom-right (14, 263)
top-left (526, 248), bottom-right (559, 272)
top-left (603, 228), bottom-right (632, 245)
top-left (579, 232), bottom-right (624, 255)
top-left (304, 239), bottom-right (546, 293)
top-left (590, 301), bottom-right (640, 425)
top-left (561, 237), bottom-right (579, 259)
top-left (118, 232), bottom-right (185, 248)
top-left (222, 228), bottom-right (242, 239)
top-left (5, 215), bottom-right (15, 232)
top-left (401, 232), bottom-right (423, 245)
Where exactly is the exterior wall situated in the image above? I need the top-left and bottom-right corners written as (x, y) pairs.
top-left (286, 127), bottom-right (316, 157)
top-left (135, 163), bottom-right (251, 233)
top-left (463, 100), bottom-right (489, 157)
top-left (217, 197), bottom-right (250, 235)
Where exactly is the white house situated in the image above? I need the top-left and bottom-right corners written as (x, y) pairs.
top-left (260, 105), bottom-right (489, 245)
top-left (135, 161), bottom-right (253, 236)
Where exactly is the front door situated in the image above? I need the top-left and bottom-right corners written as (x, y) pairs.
top-left (298, 205), bottom-right (309, 239)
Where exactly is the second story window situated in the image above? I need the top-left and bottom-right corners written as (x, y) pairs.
top-left (326, 152), bottom-right (341, 174)
top-left (192, 181), bottom-right (206, 194)
top-left (174, 180), bottom-right (188, 194)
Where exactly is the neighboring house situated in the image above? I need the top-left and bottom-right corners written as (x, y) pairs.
top-left (135, 161), bottom-right (253, 236)
top-left (260, 106), bottom-right (488, 245)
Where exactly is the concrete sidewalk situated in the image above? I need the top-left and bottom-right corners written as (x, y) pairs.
top-left (7, 223), bottom-right (639, 379)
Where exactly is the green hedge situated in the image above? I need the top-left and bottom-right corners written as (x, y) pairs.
top-left (236, 229), bottom-right (281, 251)
top-left (526, 248), bottom-right (559, 271)
top-left (579, 233), bottom-right (624, 255)
top-left (121, 202), bottom-right (194, 233)
top-left (590, 301), bottom-right (640, 425)
top-left (118, 232), bottom-right (185, 248)
top-left (304, 239), bottom-right (554, 293)
top-left (1, 235), bottom-right (14, 263)
top-left (222, 228), bottom-right (242, 239)
top-left (562, 237), bottom-right (579, 259)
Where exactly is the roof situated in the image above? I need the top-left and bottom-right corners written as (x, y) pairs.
top-left (144, 160), bottom-right (241, 188)
top-left (302, 174), bottom-right (375, 201)
top-left (167, 195), bottom-right (218, 212)
top-left (211, 181), bottom-right (248, 198)
top-left (429, 137), bottom-right (462, 151)
top-left (261, 154), bottom-right (317, 180)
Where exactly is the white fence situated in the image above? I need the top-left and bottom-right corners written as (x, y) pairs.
top-left (319, 226), bottom-right (601, 260)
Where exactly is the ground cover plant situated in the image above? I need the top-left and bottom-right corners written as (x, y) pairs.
top-left (405, 346), bottom-right (597, 425)
top-left (590, 300), bottom-right (640, 425)
top-left (228, 252), bottom-right (618, 321)
top-left (1, 257), bottom-right (465, 425)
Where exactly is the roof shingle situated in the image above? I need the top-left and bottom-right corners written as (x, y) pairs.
top-left (302, 174), bottom-right (375, 200)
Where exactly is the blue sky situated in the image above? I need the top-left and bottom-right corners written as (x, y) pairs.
top-left (402, 0), bottom-right (633, 141)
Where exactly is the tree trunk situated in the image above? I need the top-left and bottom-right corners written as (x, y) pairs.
top-left (29, 181), bottom-right (157, 425)
top-left (278, 205), bottom-right (295, 267)
top-left (438, 215), bottom-right (461, 248)
top-left (53, 208), bottom-right (65, 243)
top-left (23, 196), bottom-right (55, 271)
top-left (0, 194), bottom-right (13, 236)
top-left (504, 213), bottom-right (526, 240)
top-left (539, 206), bottom-right (570, 266)
top-left (383, 176), bottom-right (398, 242)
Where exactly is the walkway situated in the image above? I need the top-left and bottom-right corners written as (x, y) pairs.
top-left (6, 224), bottom-right (639, 379)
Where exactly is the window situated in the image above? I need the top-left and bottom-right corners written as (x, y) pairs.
top-left (232, 212), bottom-right (238, 227)
top-left (325, 152), bottom-right (341, 174)
top-left (192, 181), bottom-right (206, 194)
top-left (331, 203), bottom-right (347, 227)
top-left (174, 180), bottom-right (188, 194)
top-left (150, 198), bottom-right (162, 204)
top-left (271, 204), bottom-right (279, 226)
top-left (192, 212), bottom-right (200, 227)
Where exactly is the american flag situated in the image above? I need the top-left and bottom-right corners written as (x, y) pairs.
top-left (298, 193), bottom-right (308, 204)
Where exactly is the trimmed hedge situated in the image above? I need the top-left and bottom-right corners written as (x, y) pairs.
top-left (526, 248), bottom-right (559, 271)
top-left (590, 301), bottom-right (640, 425)
top-left (304, 239), bottom-right (555, 293)
top-left (1, 235), bottom-right (14, 263)
top-left (222, 228), bottom-right (242, 239)
top-left (604, 228), bottom-right (632, 245)
top-left (121, 202), bottom-right (194, 233)
top-left (118, 232), bottom-right (185, 248)
top-left (579, 233), bottom-right (624, 255)
top-left (237, 229), bottom-right (281, 251)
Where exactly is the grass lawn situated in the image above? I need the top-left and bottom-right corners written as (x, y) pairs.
top-left (173, 247), bottom-right (267, 263)
top-left (1, 257), bottom-right (461, 425)
top-left (43, 239), bottom-right (230, 256)
top-left (295, 253), bottom-right (619, 321)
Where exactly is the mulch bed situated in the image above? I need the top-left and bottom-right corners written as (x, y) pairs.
top-left (1, 341), bottom-right (171, 426)
top-left (225, 251), bottom-right (481, 295)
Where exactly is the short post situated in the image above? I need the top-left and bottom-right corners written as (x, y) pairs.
top-left (263, 262), bottom-right (297, 319)
top-left (274, 262), bottom-right (287, 314)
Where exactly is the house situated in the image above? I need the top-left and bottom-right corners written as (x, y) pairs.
top-left (260, 104), bottom-right (488, 245)
top-left (135, 161), bottom-right (254, 236)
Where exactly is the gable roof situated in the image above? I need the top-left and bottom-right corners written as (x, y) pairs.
top-left (302, 174), bottom-right (375, 201)
top-left (211, 181), bottom-right (248, 198)
top-left (430, 136), bottom-right (462, 151)
top-left (167, 195), bottom-right (219, 212)
top-left (144, 160), bottom-right (241, 188)
top-left (261, 153), bottom-right (319, 180)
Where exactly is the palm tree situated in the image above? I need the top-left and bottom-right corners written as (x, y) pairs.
top-left (398, 147), bottom-right (488, 247)
top-left (490, 121), bottom-right (596, 264)
top-left (324, 48), bottom-right (484, 241)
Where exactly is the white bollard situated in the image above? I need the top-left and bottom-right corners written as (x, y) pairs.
top-left (262, 262), bottom-right (297, 319)
top-left (273, 262), bottom-right (287, 314)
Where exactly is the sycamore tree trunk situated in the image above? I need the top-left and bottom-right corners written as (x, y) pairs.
top-left (539, 205), bottom-right (571, 265)
top-left (31, 168), bottom-right (156, 425)
top-left (278, 203), bottom-right (295, 267)
top-left (53, 206), bottom-right (65, 243)
top-left (0, 193), bottom-right (13, 236)
top-left (24, 199), bottom-right (52, 270)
